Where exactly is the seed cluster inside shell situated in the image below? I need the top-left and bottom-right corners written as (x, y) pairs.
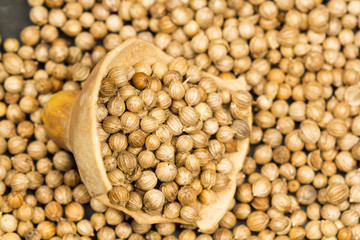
top-left (96, 57), bottom-right (251, 223)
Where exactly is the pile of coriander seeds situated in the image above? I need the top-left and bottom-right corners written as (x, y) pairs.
top-left (96, 58), bottom-right (251, 222)
top-left (0, 0), bottom-right (360, 239)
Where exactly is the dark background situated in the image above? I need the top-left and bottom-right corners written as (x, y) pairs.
top-left (0, 0), bottom-right (32, 39)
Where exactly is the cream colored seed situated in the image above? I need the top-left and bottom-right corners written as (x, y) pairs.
top-left (168, 80), bottom-right (185, 100)
top-left (326, 183), bottom-right (349, 205)
top-left (136, 171), bottom-right (157, 191)
top-left (163, 202), bottom-right (181, 219)
top-left (179, 106), bottom-right (199, 127)
top-left (108, 186), bottom-right (129, 206)
top-left (180, 206), bottom-right (198, 223)
top-left (185, 87), bottom-right (201, 106)
top-left (155, 143), bottom-right (175, 162)
top-left (140, 116), bottom-right (159, 133)
top-left (126, 191), bottom-right (143, 211)
top-left (155, 162), bottom-right (177, 182)
top-left (143, 189), bottom-right (165, 210)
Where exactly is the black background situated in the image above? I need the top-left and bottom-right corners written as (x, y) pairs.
top-left (0, 0), bottom-right (32, 39)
